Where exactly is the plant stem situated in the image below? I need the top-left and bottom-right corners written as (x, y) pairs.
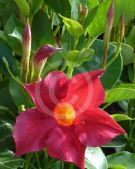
top-left (67, 67), bottom-right (73, 78)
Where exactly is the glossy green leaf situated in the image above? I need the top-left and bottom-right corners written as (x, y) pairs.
top-left (105, 83), bottom-right (135, 103)
top-left (85, 147), bottom-right (108, 169)
top-left (120, 43), bottom-right (134, 65)
top-left (9, 78), bottom-right (31, 108)
top-left (4, 15), bottom-right (23, 55)
top-left (60, 15), bottom-right (84, 37)
top-left (0, 150), bottom-right (24, 169)
top-left (112, 114), bottom-right (133, 121)
top-left (75, 40), bottom-right (123, 89)
top-left (0, 41), bottom-right (18, 75)
top-left (32, 11), bottom-right (55, 50)
top-left (107, 152), bottom-right (135, 169)
top-left (86, 0), bottom-right (111, 40)
top-left (109, 165), bottom-right (126, 169)
top-left (127, 26), bottom-right (135, 48)
top-left (103, 135), bottom-right (126, 148)
top-left (112, 42), bottom-right (134, 65)
top-left (30, 0), bottom-right (43, 17)
top-left (64, 48), bottom-right (94, 68)
top-left (0, 81), bottom-right (17, 113)
top-left (44, 0), bottom-right (71, 17)
top-left (14, 0), bottom-right (30, 17)
top-left (0, 121), bottom-right (14, 151)
top-left (87, 0), bottom-right (135, 41)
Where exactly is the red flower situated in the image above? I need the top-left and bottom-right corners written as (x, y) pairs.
top-left (13, 70), bottom-right (125, 169)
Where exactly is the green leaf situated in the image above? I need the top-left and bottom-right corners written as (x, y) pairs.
top-left (32, 11), bottom-right (55, 50)
top-left (109, 165), bottom-right (126, 169)
top-left (127, 26), bottom-right (135, 48)
top-left (14, 0), bottom-right (30, 17)
top-left (112, 42), bottom-right (134, 65)
top-left (86, 0), bottom-right (135, 41)
top-left (103, 135), bottom-right (126, 148)
top-left (107, 151), bottom-right (135, 169)
top-left (64, 48), bottom-right (94, 68)
top-left (85, 147), bottom-right (108, 169)
top-left (86, 0), bottom-right (111, 40)
top-left (9, 78), bottom-right (31, 108)
top-left (60, 15), bottom-right (84, 37)
top-left (30, 0), bottom-right (43, 17)
top-left (105, 83), bottom-right (135, 103)
top-left (4, 15), bottom-right (23, 55)
top-left (0, 81), bottom-right (17, 113)
top-left (0, 121), bottom-right (14, 151)
top-left (120, 43), bottom-right (134, 65)
top-left (0, 41), bottom-right (17, 75)
top-left (111, 114), bottom-right (133, 121)
top-left (0, 150), bottom-right (24, 169)
top-left (74, 40), bottom-right (123, 90)
top-left (44, 0), bottom-right (71, 17)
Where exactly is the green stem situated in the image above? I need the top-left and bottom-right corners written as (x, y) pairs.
top-left (102, 38), bottom-right (109, 68)
top-left (67, 67), bottom-right (73, 78)
top-left (72, 37), bottom-right (79, 50)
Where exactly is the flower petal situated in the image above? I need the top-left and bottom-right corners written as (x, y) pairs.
top-left (45, 126), bottom-right (86, 169)
top-left (75, 108), bottom-right (126, 147)
top-left (13, 108), bottom-right (56, 156)
top-left (24, 71), bottom-right (69, 114)
top-left (63, 70), bottom-right (105, 113)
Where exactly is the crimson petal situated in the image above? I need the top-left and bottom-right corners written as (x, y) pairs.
top-left (44, 126), bottom-right (86, 169)
top-left (24, 71), bottom-right (69, 114)
top-left (63, 70), bottom-right (105, 113)
top-left (75, 108), bottom-right (126, 147)
top-left (13, 108), bottom-right (56, 156)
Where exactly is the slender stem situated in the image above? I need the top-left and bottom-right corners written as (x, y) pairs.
top-left (102, 36), bottom-right (109, 68)
top-left (72, 37), bottom-right (79, 50)
top-left (67, 67), bottom-right (73, 79)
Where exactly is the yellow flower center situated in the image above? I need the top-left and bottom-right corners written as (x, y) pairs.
top-left (54, 103), bottom-right (76, 126)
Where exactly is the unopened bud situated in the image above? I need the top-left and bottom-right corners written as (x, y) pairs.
top-left (21, 18), bottom-right (31, 82)
top-left (78, 4), bottom-right (83, 15)
top-left (22, 18), bottom-right (31, 60)
top-left (106, 0), bottom-right (114, 35)
top-left (34, 44), bottom-right (62, 80)
top-left (83, 6), bottom-right (88, 17)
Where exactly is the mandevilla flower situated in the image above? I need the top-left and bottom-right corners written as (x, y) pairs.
top-left (13, 70), bottom-right (125, 169)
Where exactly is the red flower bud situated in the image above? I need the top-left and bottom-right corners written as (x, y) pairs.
top-left (107, 0), bottom-right (114, 30)
top-left (34, 44), bottom-right (62, 65)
